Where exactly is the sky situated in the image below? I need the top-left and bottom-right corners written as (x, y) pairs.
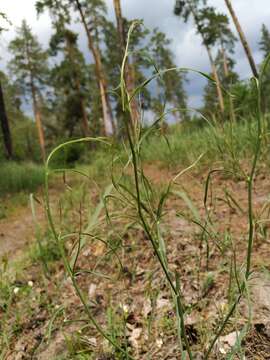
top-left (1, 0), bottom-right (270, 108)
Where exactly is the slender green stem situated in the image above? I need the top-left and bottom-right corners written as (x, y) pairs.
top-left (120, 22), bottom-right (193, 358)
top-left (245, 78), bottom-right (262, 278)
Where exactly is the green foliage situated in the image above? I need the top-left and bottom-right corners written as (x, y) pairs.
top-left (150, 28), bottom-right (187, 117)
top-left (29, 230), bottom-right (61, 265)
top-left (202, 51), bottom-right (238, 117)
top-left (0, 11), bottom-right (11, 33)
top-left (231, 80), bottom-right (258, 118)
top-left (197, 6), bottom-right (236, 50)
top-left (259, 24), bottom-right (270, 112)
top-left (8, 20), bottom-right (48, 100)
top-left (0, 162), bottom-right (44, 195)
top-left (49, 141), bottom-right (86, 168)
top-left (259, 24), bottom-right (270, 55)
top-left (49, 27), bottom-right (94, 137)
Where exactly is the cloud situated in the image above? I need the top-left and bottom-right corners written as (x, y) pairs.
top-left (1, 0), bottom-right (269, 108)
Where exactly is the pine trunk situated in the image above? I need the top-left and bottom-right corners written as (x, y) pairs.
top-left (113, 0), bottom-right (139, 129)
top-left (205, 45), bottom-right (225, 114)
top-left (224, 0), bottom-right (258, 78)
top-left (0, 80), bottom-right (12, 159)
top-left (30, 78), bottom-right (46, 162)
top-left (74, 0), bottom-right (114, 136)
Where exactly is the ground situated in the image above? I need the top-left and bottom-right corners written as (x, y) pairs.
top-left (1, 161), bottom-right (270, 359)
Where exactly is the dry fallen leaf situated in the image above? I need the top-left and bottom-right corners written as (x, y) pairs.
top-left (128, 327), bottom-right (142, 349)
top-left (156, 297), bottom-right (170, 310)
top-left (88, 283), bottom-right (97, 299)
top-left (217, 331), bottom-right (240, 354)
top-left (142, 299), bottom-right (152, 318)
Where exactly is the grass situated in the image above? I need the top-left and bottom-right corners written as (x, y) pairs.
top-left (142, 117), bottom-right (261, 170)
top-left (0, 161), bottom-right (44, 196)
top-left (79, 116), bottom-right (264, 182)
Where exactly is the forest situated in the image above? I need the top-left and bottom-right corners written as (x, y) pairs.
top-left (1, 0), bottom-right (270, 359)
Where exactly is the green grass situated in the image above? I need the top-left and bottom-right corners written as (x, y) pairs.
top-left (142, 118), bottom-right (260, 169)
top-left (0, 162), bottom-right (44, 196)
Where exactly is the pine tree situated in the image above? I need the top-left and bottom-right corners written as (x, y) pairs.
top-left (8, 20), bottom-right (48, 161)
top-left (174, 0), bottom-right (225, 115)
top-left (50, 27), bottom-right (90, 136)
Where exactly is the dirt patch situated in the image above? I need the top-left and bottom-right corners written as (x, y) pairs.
top-left (0, 200), bottom-right (45, 259)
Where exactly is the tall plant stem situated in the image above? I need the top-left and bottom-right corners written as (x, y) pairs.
top-left (121, 23), bottom-right (193, 360)
top-left (245, 79), bottom-right (262, 278)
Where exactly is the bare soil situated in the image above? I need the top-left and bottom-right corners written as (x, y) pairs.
top-left (0, 201), bottom-right (45, 259)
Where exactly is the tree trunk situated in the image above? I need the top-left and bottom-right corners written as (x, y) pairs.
top-left (221, 44), bottom-right (236, 122)
top-left (30, 78), bottom-right (46, 162)
top-left (74, 0), bottom-right (114, 136)
top-left (99, 79), bottom-right (113, 135)
top-left (205, 45), bottom-right (225, 114)
top-left (113, 0), bottom-right (139, 129)
top-left (224, 0), bottom-right (258, 78)
top-left (0, 80), bottom-right (12, 159)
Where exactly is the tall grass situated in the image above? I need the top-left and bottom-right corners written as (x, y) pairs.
top-left (143, 117), bottom-right (261, 170)
top-left (0, 162), bottom-right (44, 195)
